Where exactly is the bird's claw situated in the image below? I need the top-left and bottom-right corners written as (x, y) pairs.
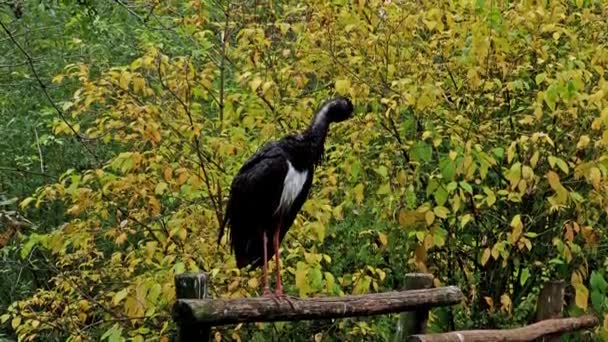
top-left (275, 291), bottom-right (297, 310)
top-left (263, 288), bottom-right (282, 306)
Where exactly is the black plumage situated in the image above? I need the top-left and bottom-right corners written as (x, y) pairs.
top-left (218, 96), bottom-right (354, 296)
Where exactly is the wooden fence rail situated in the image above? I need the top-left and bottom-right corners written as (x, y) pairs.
top-left (172, 272), bottom-right (599, 342)
top-left (407, 315), bottom-right (599, 342)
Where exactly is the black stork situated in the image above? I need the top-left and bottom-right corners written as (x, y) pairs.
top-left (218, 96), bottom-right (354, 298)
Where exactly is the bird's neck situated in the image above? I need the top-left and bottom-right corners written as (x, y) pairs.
top-left (299, 106), bottom-right (331, 167)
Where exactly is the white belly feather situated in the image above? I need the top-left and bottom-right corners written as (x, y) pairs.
top-left (276, 160), bottom-right (308, 214)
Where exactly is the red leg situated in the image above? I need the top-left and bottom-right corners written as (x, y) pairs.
top-left (262, 230), bottom-right (272, 296)
top-left (273, 223), bottom-right (297, 309)
top-left (273, 223), bottom-right (284, 296)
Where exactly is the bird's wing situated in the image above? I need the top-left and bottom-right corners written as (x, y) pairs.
top-left (218, 149), bottom-right (288, 244)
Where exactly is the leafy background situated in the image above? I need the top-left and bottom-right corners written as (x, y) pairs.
top-left (1, 0), bottom-right (608, 341)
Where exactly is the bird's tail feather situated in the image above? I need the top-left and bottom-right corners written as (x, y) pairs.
top-left (217, 202), bottom-right (231, 245)
top-left (233, 232), bottom-right (275, 270)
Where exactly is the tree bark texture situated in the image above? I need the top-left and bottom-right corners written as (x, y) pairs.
top-left (407, 315), bottom-right (598, 342)
top-left (174, 286), bottom-right (463, 326)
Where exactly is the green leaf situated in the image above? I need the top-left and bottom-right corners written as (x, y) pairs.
top-left (590, 271), bottom-right (608, 292)
top-left (375, 165), bottom-right (388, 178)
top-left (376, 183), bottom-right (390, 195)
top-left (535, 73), bottom-right (546, 85)
top-left (439, 157), bottom-right (455, 180)
top-left (520, 268), bottom-right (530, 286)
top-left (309, 267), bottom-right (323, 289)
top-left (544, 84), bottom-right (558, 111)
top-left (459, 181), bottom-right (473, 194)
top-left (351, 160), bottom-right (361, 178)
top-left (101, 324), bottom-right (123, 342)
top-left (411, 142), bottom-right (433, 163)
top-left (434, 187), bottom-right (448, 206)
top-left (491, 147), bottom-right (504, 159)
top-left (483, 187), bottom-right (496, 206)
top-left (20, 233), bottom-right (42, 259)
top-left (591, 290), bottom-right (604, 312)
top-left (147, 283), bottom-right (162, 303)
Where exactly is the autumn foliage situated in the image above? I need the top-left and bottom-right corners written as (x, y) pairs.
top-left (2, 0), bottom-right (608, 341)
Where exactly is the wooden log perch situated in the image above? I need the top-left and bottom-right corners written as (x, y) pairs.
top-left (407, 315), bottom-right (599, 342)
top-left (174, 286), bottom-right (463, 326)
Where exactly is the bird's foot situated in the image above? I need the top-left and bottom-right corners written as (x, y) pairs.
top-left (275, 289), bottom-right (297, 310)
top-left (262, 287), bottom-right (282, 306)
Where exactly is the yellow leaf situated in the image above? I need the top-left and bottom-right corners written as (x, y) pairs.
top-left (353, 183), bottom-right (364, 205)
top-left (119, 71), bottom-right (132, 89)
top-left (603, 314), bottom-right (608, 332)
top-left (378, 232), bottom-right (388, 247)
top-left (20, 197), bottom-right (35, 209)
top-left (588, 167), bottom-right (601, 189)
top-left (176, 171), bottom-right (189, 186)
top-left (116, 232), bottom-right (127, 245)
top-left (484, 296), bottom-right (494, 311)
top-left (247, 277), bottom-right (259, 289)
top-left (335, 79), bottom-right (351, 95)
top-left (425, 211), bottom-right (435, 226)
top-left (52, 74), bottom-right (64, 84)
top-left (376, 183), bottom-right (390, 195)
top-left (163, 167), bottom-right (173, 182)
top-left (481, 248), bottom-right (491, 266)
top-left (433, 206), bottom-right (450, 219)
top-left (398, 209), bottom-right (424, 228)
top-left (155, 182), bottom-right (168, 195)
top-left (177, 228), bottom-right (187, 240)
top-left (113, 288), bottom-right (129, 305)
top-left (576, 135), bottom-right (590, 149)
top-left (491, 243), bottom-right (501, 260)
top-left (133, 76), bottom-right (145, 94)
top-left (530, 151), bottom-right (540, 168)
top-left (312, 222), bottom-right (326, 241)
top-left (11, 316), bottom-right (21, 329)
top-left (572, 270), bottom-right (583, 285)
top-left (574, 283), bottom-right (589, 310)
top-left (261, 81), bottom-right (274, 96)
top-left (249, 77), bottom-right (262, 92)
top-left (295, 262), bottom-right (310, 297)
top-left (510, 215), bottom-right (523, 243)
top-left (460, 213), bottom-right (472, 228)
top-left (547, 171), bottom-right (568, 203)
top-left (500, 294), bottom-right (512, 313)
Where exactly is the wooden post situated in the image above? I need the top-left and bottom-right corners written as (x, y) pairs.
top-left (535, 280), bottom-right (565, 342)
top-left (393, 273), bottom-right (434, 342)
top-left (174, 273), bottom-right (210, 342)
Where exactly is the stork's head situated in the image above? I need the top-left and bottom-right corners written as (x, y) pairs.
top-left (324, 96), bottom-right (354, 123)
